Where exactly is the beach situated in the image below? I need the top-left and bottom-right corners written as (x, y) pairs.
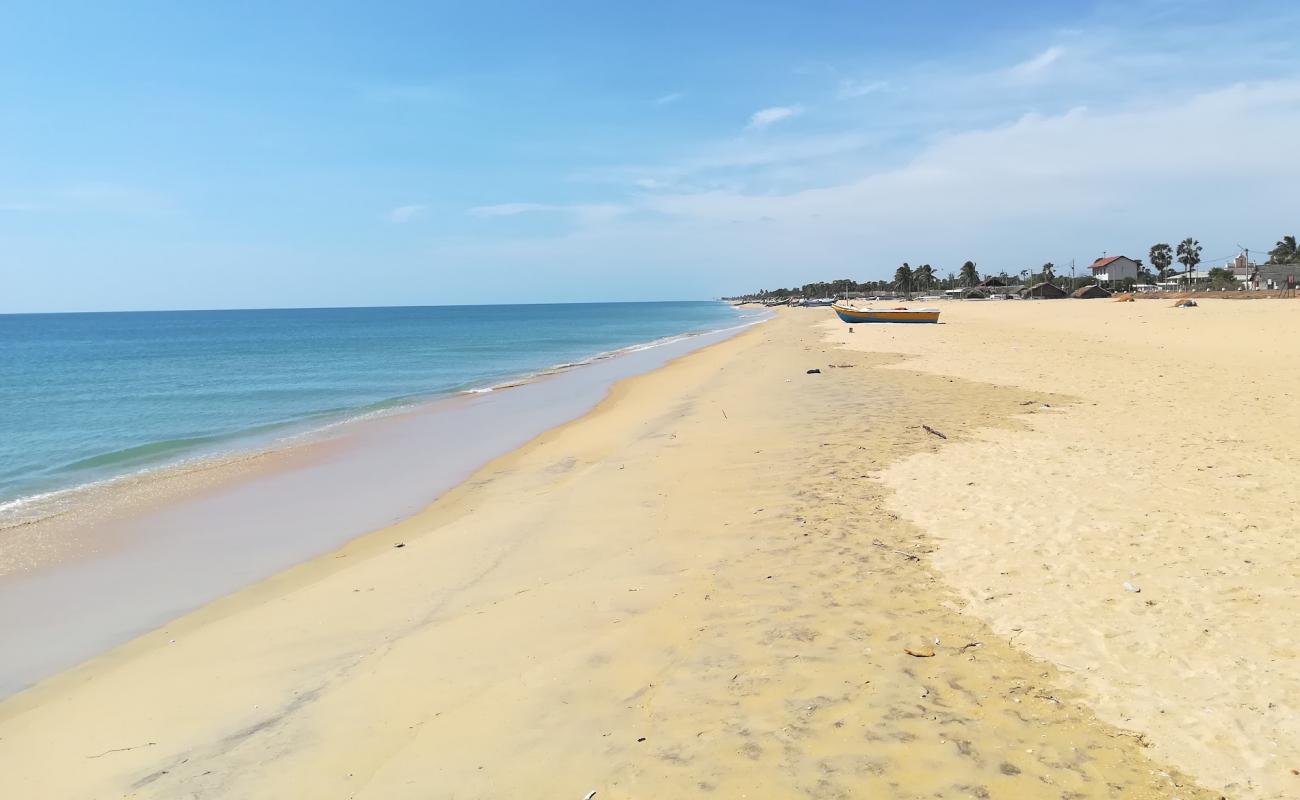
top-left (1, 301), bottom-right (1295, 798)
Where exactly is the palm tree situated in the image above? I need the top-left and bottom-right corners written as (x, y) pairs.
top-left (894, 263), bottom-right (914, 296)
top-left (1149, 243), bottom-right (1173, 283)
top-left (959, 260), bottom-right (979, 287)
top-left (1269, 235), bottom-right (1298, 264)
top-left (913, 264), bottom-right (935, 292)
top-left (1040, 262), bottom-right (1055, 284)
top-left (1177, 238), bottom-right (1202, 288)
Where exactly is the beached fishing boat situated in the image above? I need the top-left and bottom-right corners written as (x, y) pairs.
top-left (831, 302), bottom-right (940, 324)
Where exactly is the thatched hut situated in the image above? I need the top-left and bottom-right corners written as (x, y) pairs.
top-left (1071, 284), bottom-right (1112, 299)
top-left (960, 288), bottom-right (988, 299)
top-left (1020, 282), bottom-right (1068, 299)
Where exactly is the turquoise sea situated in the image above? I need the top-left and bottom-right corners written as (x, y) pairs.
top-left (0, 302), bottom-right (750, 524)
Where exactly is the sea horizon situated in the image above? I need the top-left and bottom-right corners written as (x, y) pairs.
top-left (0, 298), bottom-right (729, 317)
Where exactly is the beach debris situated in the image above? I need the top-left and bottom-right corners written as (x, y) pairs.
top-left (1113, 293), bottom-right (1136, 302)
top-left (904, 647), bottom-right (936, 658)
top-left (393, 543), bottom-right (406, 548)
top-left (637, 736), bottom-right (647, 742)
top-left (1172, 298), bottom-right (1198, 308)
top-left (921, 424), bottom-right (947, 440)
top-left (872, 539), bottom-right (920, 561)
top-left (959, 641), bottom-right (983, 653)
top-left (88, 742), bottom-right (157, 759)
top-left (1123, 581), bottom-right (1142, 593)
top-left (583, 791), bottom-right (598, 800)
top-left (806, 368), bottom-right (821, 374)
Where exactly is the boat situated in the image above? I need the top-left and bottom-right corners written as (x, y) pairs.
top-left (831, 302), bottom-right (940, 324)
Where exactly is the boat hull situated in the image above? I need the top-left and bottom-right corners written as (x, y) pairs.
top-left (831, 304), bottom-right (940, 324)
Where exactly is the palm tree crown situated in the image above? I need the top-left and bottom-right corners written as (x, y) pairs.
top-left (894, 262), bottom-right (914, 291)
top-left (1177, 238), bottom-right (1202, 282)
top-left (1149, 243), bottom-right (1173, 280)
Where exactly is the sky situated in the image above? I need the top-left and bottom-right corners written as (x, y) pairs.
top-left (2, 0), bottom-right (1299, 312)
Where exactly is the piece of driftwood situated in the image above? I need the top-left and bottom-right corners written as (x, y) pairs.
top-left (922, 424), bottom-right (947, 439)
top-left (872, 539), bottom-right (920, 561)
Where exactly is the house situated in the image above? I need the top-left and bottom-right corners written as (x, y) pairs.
top-left (1021, 282), bottom-right (1068, 299)
top-left (1071, 284), bottom-right (1112, 299)
top-left (1088, 255), bottom-right (1141, 283)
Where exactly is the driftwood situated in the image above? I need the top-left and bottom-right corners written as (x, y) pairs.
top-left (921, 424), bottom-right (947, 439)
top-left (872, 539), bottom-right (920, 561)
top-left (88, 742), bottom-right (157, 759)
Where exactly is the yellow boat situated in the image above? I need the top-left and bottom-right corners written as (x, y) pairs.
top-left (831, 302), bottom-right (940, 324)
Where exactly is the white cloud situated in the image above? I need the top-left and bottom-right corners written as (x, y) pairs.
top-left (468, 202), bottom-right (627, 225)
top-left (387, 204), bottom-right (428, 223)
top-left (654, 92), bottom-right (684, 105)
top-left (747, 105), bottom-right (803, 130)
top-left (468, 202), bottom-right (555, 217)
top-left (1006, 45), bottom-right (1066, 82)
top-left (837, 79), bottom-right (888, 98)
top-left (437, 80), bottom-right (1300, 294)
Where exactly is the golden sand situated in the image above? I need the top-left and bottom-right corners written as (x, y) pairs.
top-left (825, 297), bottom-right (1299, 799)
top-left (4, 304), bottom-right (1288, 798)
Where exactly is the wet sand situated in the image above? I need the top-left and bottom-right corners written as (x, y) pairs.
top-left (0, 309), bottom-right (1235, 799)
top-left (0, 322), bottom-right (757, 697)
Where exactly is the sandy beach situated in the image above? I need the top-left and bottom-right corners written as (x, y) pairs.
top-left (1, 301), bottom-right (1295, 799)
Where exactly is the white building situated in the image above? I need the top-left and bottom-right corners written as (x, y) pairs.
top-left (1088, 255), bottom-right (1141, 283)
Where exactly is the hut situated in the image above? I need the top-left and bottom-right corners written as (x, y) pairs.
top-left (960, 288), bottom-right (989, 299)
top-left (1020, 282), bottom-right (1068, 299)
top-left (1071, 284), bottom-right (1112, 299)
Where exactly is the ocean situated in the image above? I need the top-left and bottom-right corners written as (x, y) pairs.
top-left (0, 302), bottom-right (750, 528)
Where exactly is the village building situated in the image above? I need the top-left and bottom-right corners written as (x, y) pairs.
top-left (1088, 255), bottom-right (1141, 283)
top-left (1021, 282), bottom-right (1068, 299)
top-left (1071, 284), bottom-right (1112, 299)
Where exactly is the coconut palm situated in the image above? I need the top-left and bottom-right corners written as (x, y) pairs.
top-left (913, 264), bottom-right (935, 291)
top-left (1177, 238), bottom-right (1202, 287)
top-left (1040, 262), bottom-right (1055, 283)
top-left (894, 263), bottom-right (914, 295)
top-left (958, 260), bottom-right (979, 287)
top-left (1269, 235), bottom-right (1298, 264)
top-left (1149, 243), bottom-right (1173, 282)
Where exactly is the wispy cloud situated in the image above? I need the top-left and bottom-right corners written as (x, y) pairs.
top-left (1006, 45), bottom-right (1066, 82)
top-left (837, 79), bottom-right (888, 98)
top-left (387, 204), bottom-right (428, 223)
top-left (468, 202), bottom-right (555, 218)
top-left (469, 202), bottom-right (626, 225)
top-left (747, 105), bottom-right (803, 130)
top-left (61, 183), bottom-right (173, 215)
top-left (654, 92), bottom-right (684, 105)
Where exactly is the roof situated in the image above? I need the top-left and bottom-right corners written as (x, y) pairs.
top-left (1020, 282), bottom-right (1068, 298)
top-left (1088, 255), bottom-right (1135, 272)
top-left (1071, 284), bottom-right (1112, 299)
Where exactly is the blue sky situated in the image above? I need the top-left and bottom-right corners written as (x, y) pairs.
top-left (3, 0), bottom-right (1299, 311)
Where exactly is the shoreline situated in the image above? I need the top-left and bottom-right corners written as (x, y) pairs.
top-left (0, 307), bottom-right (1224, 799)
top-left (0, 314), bottom-right (765, 697)
top-left (0, 314), bottom-right (760, 534)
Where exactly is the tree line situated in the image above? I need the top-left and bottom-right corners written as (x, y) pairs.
top-left (727, 231), bottom-right (1297, 300)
